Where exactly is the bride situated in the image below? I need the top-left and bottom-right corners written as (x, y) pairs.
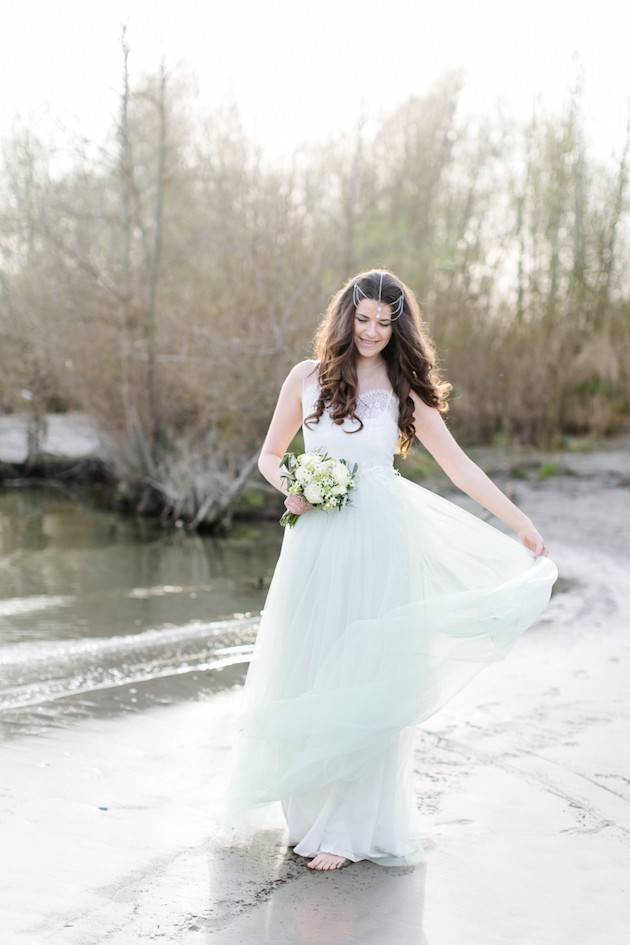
top-left (227, 270), bottom-right (557, 870)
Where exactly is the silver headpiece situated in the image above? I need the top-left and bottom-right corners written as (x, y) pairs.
top-left (352, 272), bottom-right (405, 320)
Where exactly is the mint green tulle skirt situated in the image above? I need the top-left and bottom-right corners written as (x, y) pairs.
top-left (226, 468), bottom-right (557, 865)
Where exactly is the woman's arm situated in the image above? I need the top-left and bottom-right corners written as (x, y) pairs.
top-left (411, 394), bottom-right (548, 557)
top-left (258, 362), bottom-right (314, 516)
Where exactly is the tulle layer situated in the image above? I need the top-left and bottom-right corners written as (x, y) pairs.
top-left (226, 468), bottom-right (557, 863)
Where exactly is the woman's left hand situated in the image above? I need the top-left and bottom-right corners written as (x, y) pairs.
top-left (284, 494), bottom-right (313, 517)
top-left (518, 523), bottom-right (548, 558)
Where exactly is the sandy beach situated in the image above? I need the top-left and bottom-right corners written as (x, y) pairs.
top-left (1, 438), bottom-right (629, 945)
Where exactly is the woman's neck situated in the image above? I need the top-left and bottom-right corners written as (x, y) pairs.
top-left (356, 356), bottom-right (384, 376)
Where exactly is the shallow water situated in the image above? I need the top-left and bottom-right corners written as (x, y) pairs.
top-left (0, 486), bottom-right (282, 737)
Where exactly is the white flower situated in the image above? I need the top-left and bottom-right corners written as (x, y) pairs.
top-left (280, 449), bottom-right (358, 526)
top-left (304, 481), bottom-right (323, 504)
top-left (332, 462), bottom-right (350, 485)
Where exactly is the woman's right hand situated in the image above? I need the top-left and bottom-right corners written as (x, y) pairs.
top-left (284, 494), bottom-right (313, 517)
top-left (517, 522), bottom-right (548, 558)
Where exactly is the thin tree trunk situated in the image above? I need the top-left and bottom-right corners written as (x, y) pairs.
top-left (144, 59), bottom-right (167, 445)
top-left (117, 26), bottom-right (135, 440)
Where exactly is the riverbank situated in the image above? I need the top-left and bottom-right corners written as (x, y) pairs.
top-left (1, 436), bottom-right (629, 944)
top-left (2, 411), bottom-right (628, 521)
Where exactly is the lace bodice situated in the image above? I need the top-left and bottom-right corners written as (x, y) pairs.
top-left (302, 363), bottom-right (400, 472)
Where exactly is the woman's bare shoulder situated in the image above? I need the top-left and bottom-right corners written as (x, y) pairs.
top-left (287, 358), bottom-right (316, 374)
top-left (409, 388), bottom-right (434, 412)
top-left (410, 390), bottom-right (446, 432)
top-left (281, 360), bottom-right (317, 394)
top-left (287, 359), bottom-right (317, 380)
top-left (302, 359), bottom-right (318, 380)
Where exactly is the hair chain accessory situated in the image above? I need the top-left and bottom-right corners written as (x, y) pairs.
top-left (352, 274), bottom-right (405, 319)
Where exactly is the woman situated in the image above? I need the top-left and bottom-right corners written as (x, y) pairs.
top-left (227, 270), bottom-right (557, 871)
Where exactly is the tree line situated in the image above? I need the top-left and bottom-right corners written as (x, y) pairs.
top-left (0, 44), bottom-right (628, 529)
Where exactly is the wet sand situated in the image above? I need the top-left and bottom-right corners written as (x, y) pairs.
top-left (1, 439), bottom-right (629, 944)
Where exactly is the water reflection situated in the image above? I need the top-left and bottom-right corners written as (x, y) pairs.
top-left (0, 486), bottom-right (282, 644)
top-left (205, 831), bottom-right (428, 944)
top-left (0, 486), bottom-right (284, 737)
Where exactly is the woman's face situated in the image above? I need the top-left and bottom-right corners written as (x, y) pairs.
top-left (353, 298), bottom-right (393, 359)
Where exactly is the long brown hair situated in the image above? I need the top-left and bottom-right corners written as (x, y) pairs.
top-left (306, 269), bottom-right (451, 455)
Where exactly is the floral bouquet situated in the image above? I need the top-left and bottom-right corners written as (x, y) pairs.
top-left (279, 450), bottom-right (358, 528)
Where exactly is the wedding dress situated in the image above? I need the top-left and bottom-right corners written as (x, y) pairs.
top-left (227, 361), bottom-right (557, 865)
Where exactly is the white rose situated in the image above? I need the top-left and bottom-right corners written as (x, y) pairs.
top-left (304, 481), bottom-right (323, 505)
top-left (295, 465), bottom-right (312, 484)
top-left (332, 463), bottom-right (350, 485)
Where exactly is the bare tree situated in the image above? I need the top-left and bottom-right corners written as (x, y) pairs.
top-left (1, 62), bottom-right (629, 520)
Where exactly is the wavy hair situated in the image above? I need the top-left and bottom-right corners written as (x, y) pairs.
top-left (306, 269), bottom-right (451, 455)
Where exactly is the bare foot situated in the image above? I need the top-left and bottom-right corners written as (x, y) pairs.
top-left (307, 852), bottom-right (350, 871)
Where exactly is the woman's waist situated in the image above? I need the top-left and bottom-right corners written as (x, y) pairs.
top-left (358, 461), bottom-right (397, 475)
top-left (301, 449), bottom-right (396, 475)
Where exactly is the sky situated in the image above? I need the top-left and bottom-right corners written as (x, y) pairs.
top-left (1, 0), bottom-right (629, 161)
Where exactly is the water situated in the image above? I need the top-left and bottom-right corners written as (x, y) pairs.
top-left (0, 486), bottom-right (283, 738)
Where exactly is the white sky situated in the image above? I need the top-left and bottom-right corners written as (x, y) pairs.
top-left (1, 0), bottom-right (629, 160)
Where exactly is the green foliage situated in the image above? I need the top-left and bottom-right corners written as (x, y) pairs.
top-left (235, 484), bottom-right (269, 511)
top-left (563, 437), bottom-right (599, 452)
top-left (395, 448), bottom-right (443, 483)
top-left (507, 465), bottom-right (529, 480)
top-left (536, 461), bottom-right (560, 480)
